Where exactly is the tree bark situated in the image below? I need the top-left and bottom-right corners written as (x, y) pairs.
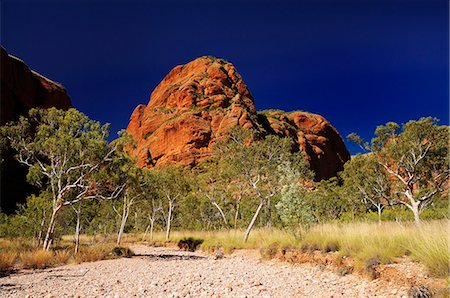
top-left (43, 205), bottom-right (60, 251)
top-left (165, 200), bottom-right (172, 241)
top-left (74, 208), bottom-right (81, 254)
top-left (117, 203), bottom-right (129, 245)
top-left (117, 193), bottom-right (130, 245)
top-left (377, 205), bottom-right (383, 226)
top-left (212, 201), bottom-right (228, 226)
top-left (234, 202), bottom-right (240, 230)
top-left (411, 201), bottom-right (421, 226)
top-left (244, 200), bottom-right (264, 242)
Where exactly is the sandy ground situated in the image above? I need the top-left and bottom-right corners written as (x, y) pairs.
top-left (0, 245), bottom-right (417, 297)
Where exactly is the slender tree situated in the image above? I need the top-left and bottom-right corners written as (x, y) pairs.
top-left (215, 128), bottom-right (312, 242)
top-left (349, 117), bottom-right (449, 224)
top-left (341, 154), bottom-right (390, 223)
top-left (154, 166), bottom-right (190, 241)
top-left (1, 108), bottom-right (124, 250)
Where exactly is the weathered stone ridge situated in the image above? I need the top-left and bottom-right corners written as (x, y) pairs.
top-left (1, 47), bottom-right (72, 125)
top-left (126, 56), bottom-right (350, 180)
top-left (0, 47), bottom-right (73, 213)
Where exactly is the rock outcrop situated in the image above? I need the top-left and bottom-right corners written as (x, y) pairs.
top-left (1, 47), bottom-right (72, 125)
top-left (127, 56), bottom-right (350, 180)
top-left (0, 47), bottom-right (72, 213)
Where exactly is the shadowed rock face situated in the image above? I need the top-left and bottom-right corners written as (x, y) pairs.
top-left (127, 56), bottom-right (350, 180)
top-left (1, 47), bottom-right (72, 213)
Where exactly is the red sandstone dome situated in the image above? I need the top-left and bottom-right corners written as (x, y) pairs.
top-left (126, 56), bottom-right (350, 180)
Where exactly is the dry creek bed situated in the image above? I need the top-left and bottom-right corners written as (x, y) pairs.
top-left (0, 245), bottom-right (444, 297)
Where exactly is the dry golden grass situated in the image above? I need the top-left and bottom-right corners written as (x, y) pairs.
top-left (73, 244), bottom-right (116, 264)
top-left (133, 228), bottom-right (298, 254)
top-left (19, 250), bottom-right (54, 269)
top-left (0, 251), bottom-right (17, 271)
top-left (54, 249), bottom-right (71, 265)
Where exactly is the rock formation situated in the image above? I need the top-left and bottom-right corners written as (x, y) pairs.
top-left (1, 47), bottom-right (72, 125)
top-left (0, 47), bottom-right (72, 213)
top-left (127, 56), bottom-right (350, 180)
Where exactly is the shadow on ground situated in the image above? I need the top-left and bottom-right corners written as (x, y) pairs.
top-left (134, 253), bottom-right (206, 261)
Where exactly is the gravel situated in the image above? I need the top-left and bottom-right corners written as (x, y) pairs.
top-left (0, 245), bottom-right (409, 297)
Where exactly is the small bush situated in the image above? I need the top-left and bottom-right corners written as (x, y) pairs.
top-left (111, 246), bottom-right (134, 258)
top-left (74, 245), bottom-right (112, 263)
top-left (322, 242), bottom-right (339, 253)
top-left (54, 250), bottom-right (71, 265)
top-left (20, 250), bottom-right (54, 269)
top-left (260, 242), bottom-right (279, 259)
top-left (178, 237), bottom-right (204, 252)
top-left (0, 252), bottom-right (17, 271)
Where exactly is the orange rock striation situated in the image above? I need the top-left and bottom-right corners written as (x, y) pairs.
top-left (127, 56), bottom-right (350, 180)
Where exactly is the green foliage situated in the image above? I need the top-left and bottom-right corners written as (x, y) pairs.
top-left (307, 178), bottom-right (346, 223)
top-left (347, 117), bottom-right (449, 223)
top-left (276, 183), bottom-right (315, 231)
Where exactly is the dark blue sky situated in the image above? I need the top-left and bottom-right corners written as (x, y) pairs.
top-left (2, 0), bottom-right (448, 154)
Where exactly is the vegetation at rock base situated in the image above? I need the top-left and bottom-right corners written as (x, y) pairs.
top-left (0, 108), bottom-right (448, 279)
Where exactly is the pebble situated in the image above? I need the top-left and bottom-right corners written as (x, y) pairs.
top-left (0, 245), bottom-right (413, 297)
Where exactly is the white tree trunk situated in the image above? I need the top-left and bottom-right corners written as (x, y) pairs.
top-left (117, 195), bottom-right (129, 245)
top-left (74, 209), bottom-right (81, 254)
top-left (411, 201), bottom-right (421, 226)
top-left (43, 206), bottom-right (60, 251)
top-left (212, 201), bottom-right (228, 225)
top-left (244, 200), bottom-right (264, 242)
top-left (234, 202), bottom-right (240, 230)
top-left (405, 189), bottom-right (421, 225)
top-left (166, 200), bottom-right (172, 241)
top-left (377, 205), bottom-right (383, 225)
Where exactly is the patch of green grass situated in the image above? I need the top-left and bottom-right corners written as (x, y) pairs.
top-left (137, 221), bottom-right (448, 278)
top-left (301, 220), bottom-right (449, 277)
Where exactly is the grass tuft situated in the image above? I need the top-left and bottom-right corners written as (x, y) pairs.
top-left (0, 252), bottom-right (17, 271)
top-left (20, 250), bottom-right (54, 269)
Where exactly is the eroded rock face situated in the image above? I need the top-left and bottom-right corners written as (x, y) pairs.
top-left (1, 47), bottom-right (72, 125)
top-left (126, 56), bottom-right (350, 180)
top-left (1, 47), bottom-right (72, 213)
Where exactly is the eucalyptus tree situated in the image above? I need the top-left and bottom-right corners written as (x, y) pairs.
top-left (349, 117), bottom-right (449, 224)
top-left (215, 127), bottom-right (313, 242)
top-left (1, 108), bottom-right (123, 250)
top-left (196, 161), bottom-right (233, 227)
top-left (153, 166), bottom-right (190, 240)
top-left (138, 169), bottom-right (162, 242)
top-left (340, 154), bottom-right (390, 223)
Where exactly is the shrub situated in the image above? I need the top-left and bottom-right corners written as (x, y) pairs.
top-left (260, 242), bottom-right (280, 259)
top-left (177, 237), bottom-right (204, 252)
top-left (111, 246), bottom-right (134, 258)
